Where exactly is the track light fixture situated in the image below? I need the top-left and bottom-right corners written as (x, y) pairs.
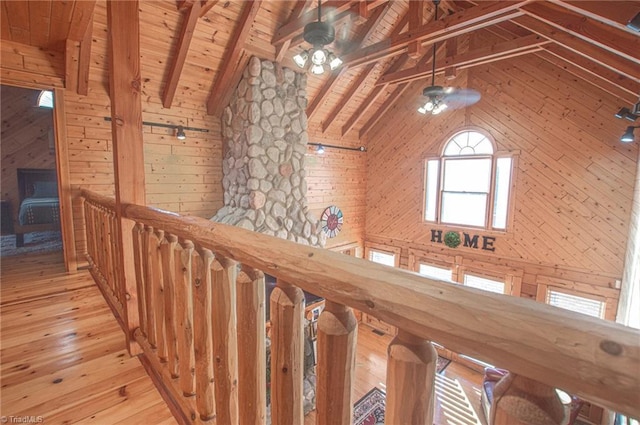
top-left (316, 144), bottom-right (325, 154)
top-left (293, 0), bottom-right (342, 75)
top-left (620, 126), bottom-right (639, 143)
top-left (308, 142), bottom-right (366, 153)
top-left (176, 126), bottom-right (186, 140)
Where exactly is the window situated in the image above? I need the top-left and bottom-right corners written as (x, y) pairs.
top-left (424, 130), bottom-right (514, 230)
top-left (464, 274), bottom-right (505, 294)
top-left (546, 288), bottom-right (605, 319)
top-left (37, 90), bottom-right (54, 108)
top-left (418, 263), bottom-right (452, 282)
top-left (369, 250), bottom-right (396, 267)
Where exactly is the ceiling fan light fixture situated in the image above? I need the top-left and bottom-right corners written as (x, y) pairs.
top-left (295, 0), bottom-right (341, 75)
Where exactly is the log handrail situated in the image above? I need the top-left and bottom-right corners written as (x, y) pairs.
top-left (80, 189), bottom-right (640, 418)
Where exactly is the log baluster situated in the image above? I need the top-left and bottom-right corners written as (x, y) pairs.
top-left (84, 201), bottom-right (94, 264)
top-left (192, 247), bottom-right (216, 421)
top-left (132, 223), bottom-right (148, 336)
top-left (492, 372), bottom-right (565, 425)
top-left (386, 329), bottom-right (438, 425)
top-left (152, 229), bottom-right (167, 362)
top-left (211, 256), bottom-right (240, 425)
top-left (236, 266), bottom-right (266, 425)
top-left (109, 210), bottom-right (123, 306)
top-left (270, 279), bottom-right (305, 425)
top-left (174, 240), bottom-right (196, 397)
top-left (143, 225), bottom-right (158, 348)
top-left (161, 234), bottom-right (179, 377)
top-left (316, 300), bottom-right (357, 425)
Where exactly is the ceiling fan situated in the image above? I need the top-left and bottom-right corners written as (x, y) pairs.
top-left (293, 0), bottom-right (343, 75)
top-left (418, 0), bottom-right (481, 115)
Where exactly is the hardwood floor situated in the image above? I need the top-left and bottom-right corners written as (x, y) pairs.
top-left (0, 252), bottom-right (176, 425)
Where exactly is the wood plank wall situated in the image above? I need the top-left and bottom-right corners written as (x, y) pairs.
top-left (363, 29), bottom-right (638, 313)
top-left (1, 1), bottom-right (367, 262)
top-left (0, 85), bottom-right (57, 229)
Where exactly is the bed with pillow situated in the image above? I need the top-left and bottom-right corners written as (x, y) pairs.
top-left (15, 168), bottom-right (61, 247)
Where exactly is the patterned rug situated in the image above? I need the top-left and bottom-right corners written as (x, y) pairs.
top-left (0, 231), bottom-right (63, 257)
top-left (353, 356), bottom-right (451, 425)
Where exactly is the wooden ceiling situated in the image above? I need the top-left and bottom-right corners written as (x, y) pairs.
top-left (1, 0), bottom-right (639, 141)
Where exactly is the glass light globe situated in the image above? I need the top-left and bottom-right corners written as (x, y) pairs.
top-left (328, 54), bottom-right (342, 70)
top-left (311, 47), bottom-right (327, 65)
top-left (293, 51), bottom-right (308, 68)
top-left (310, 64), bottom-right (325, 75)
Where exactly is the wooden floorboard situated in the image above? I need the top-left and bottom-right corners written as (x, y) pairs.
top-left (0, 252), bottom-right (177, 425)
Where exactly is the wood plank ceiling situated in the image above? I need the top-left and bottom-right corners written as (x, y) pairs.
top-left (1, 0), bottom-right (639, 141)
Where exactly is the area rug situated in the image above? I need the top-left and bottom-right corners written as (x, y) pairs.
top-left (0, 231), bottom-right (63, 257)
top-left (353, 356), bottom-right (451, 425)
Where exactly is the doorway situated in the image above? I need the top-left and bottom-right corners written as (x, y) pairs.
top-left (1, 85), bottom-right (63, 258)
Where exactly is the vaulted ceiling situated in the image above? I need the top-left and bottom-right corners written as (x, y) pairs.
top-left (1, 0), bottom-right (639, 141)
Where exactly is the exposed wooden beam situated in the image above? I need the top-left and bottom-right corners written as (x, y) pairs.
top-left (514, 15), bottom-right (640, 82)
top-left (65, 39), bottom-right (79, 93)
top-left (106, 0), bottom-right (144, 356)
top-left (77, 16), bottom-right (93, 96)
top-left (540, 46), bottom-right (640, 102)
top-left (340, 1), bottom-right (529, 69)
top-left (407, 0), bottom-right (424, 59)
top-left (163, 1), bottom-right (202, 109)
top-left (379, 34), bottom-right (549, 85)
top-left (306, 3), bottom-right (389, 119)
top-left (199, 0), bottom-right (219, 17)
top-left (341, 53), bottom-right (412, 136)
top-left (359, 82), bottom-right (410, 138)
top-left (275, 0), bottom-right (311, 63)
top-left (547, 0), bottom-right (640, 34)
top-left (271, 1), bottom-right (353, 46)
top-left (322, 13), bottom-right (408, 133)
top-left (68, 0), bottom-right (96, 41)
top-left (207, 0), bottom-right (262, 116)
top-left (521, 2), bottom-right (640, 64)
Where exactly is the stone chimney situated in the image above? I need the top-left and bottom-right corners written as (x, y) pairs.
top-left (212, 57), bottom-right (324, 248)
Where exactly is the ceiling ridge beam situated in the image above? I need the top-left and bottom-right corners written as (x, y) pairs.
top-left (513, 15), bottom-right (640, 82)
top-left (163, 1), bottom-right (203, 109)
top-left (359, 82), bottom-right (410, 138)
top-left (379, 33), bottom-right (549, 86)
top-left (545, 0), bottom-right (640, 36)
top-left (520, 2), bottom-right (640, 65)
top-left (306, 2), bottom-right (390, 119)
top-left (206, 0), bottom-right (262, 116)
top-left (340, 1), bottom-right (529, 69)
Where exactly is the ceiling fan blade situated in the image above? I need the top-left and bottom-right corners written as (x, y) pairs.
top-left (442, 88), bottom-right (481, 110)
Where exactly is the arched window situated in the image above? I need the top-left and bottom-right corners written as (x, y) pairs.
top-left (37, 90), bottom-right (53, 108)
top-left (424, 130), bottom-right (514, 230)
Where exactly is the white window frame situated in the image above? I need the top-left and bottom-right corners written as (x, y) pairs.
top-left (365, 243), bottom-right (400, 268)
top-left (424, 129), bottom-right (516, 231)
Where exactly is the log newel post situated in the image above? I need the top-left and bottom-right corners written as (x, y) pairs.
top-left (386, 329), bottom-right (438, 425)
top-left (316, 300), bottom-right (357, 425)
top-left (270, 279), bottom-right (305, 425)
top-left (236, 266), bottom-right (267, 425)
top-left (491, 372), bottom-right (566, 425)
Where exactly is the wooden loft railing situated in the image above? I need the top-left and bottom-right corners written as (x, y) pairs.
top-left (80, 189), bottom-right (640, 424)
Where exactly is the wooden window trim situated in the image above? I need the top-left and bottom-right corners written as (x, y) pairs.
top-left (364, 242), bottom-right (401, 268)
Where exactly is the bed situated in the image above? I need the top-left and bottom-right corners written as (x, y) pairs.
top-left (15, 168), bottom-right (61, 247)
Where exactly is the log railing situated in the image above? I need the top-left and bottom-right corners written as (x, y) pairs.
top-left (80, 189), bottom-right (640, 424)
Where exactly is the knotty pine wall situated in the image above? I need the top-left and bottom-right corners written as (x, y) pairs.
top-left (0, 85), bottom-right (57, 227)
top-left (363, 33), bottom-right (638, 315)
top-left (1, 1), bottom-right (366, 261)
